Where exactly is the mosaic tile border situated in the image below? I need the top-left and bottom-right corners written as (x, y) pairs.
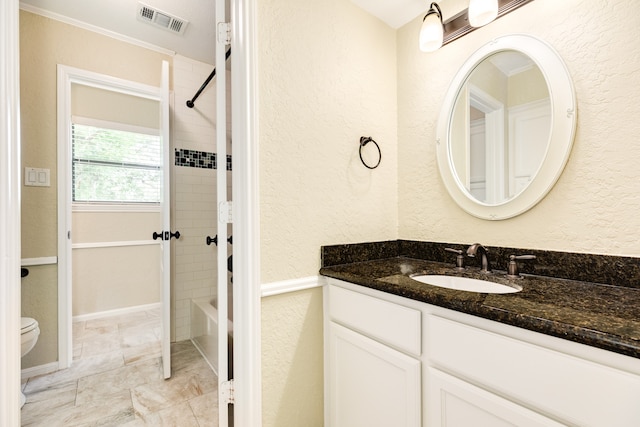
top-left (174, 148), bottom-right (232, 170)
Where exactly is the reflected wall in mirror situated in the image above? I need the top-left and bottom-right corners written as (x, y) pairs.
top-left (437, 35), bottom-right (576, 220)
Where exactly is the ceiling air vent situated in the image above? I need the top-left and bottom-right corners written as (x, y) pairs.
top-left (137, 3), bottom-right (189, 36)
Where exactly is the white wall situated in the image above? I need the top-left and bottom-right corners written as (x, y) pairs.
top-left (171, 55), bottom-right (232, 341)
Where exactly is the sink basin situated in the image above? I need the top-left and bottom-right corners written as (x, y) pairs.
top-left (410, 274), bottom-right (521, 294)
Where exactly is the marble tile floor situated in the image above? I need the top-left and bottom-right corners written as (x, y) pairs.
top-left (20, 308), bottom-right (219, 426)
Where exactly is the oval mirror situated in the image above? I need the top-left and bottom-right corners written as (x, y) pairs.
top-left (436, 34), bottom-right (576, 220)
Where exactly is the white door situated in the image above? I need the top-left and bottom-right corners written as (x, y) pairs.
top-left (159, 60), bottom-right (172, 379)
top-left (508, 100), bottom-right (551, 198)
top-left (216, 0), bottom-right (232, 423)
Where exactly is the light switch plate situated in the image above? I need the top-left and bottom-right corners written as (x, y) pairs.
top-left (25, 167), bottom-right (50, 187)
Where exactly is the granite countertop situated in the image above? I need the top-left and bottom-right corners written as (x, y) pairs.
top-left (320, 256), bottom-right (640, 359)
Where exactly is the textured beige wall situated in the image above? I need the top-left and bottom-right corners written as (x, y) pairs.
top-left (398, 0), bottom-right (640, 256)
top-left (508, 66), bottom-right (547, 107)
top-left (72, 212), bottom-right (160, 243)
top-left (20, 10), bottom-right (172, 368)
top-left (261, 289), bottom-right (324, 427)
top-left (72, 245), bottom-right (160, 315)
top-left (258, 0), bottom-right (398, 283)
top-left (258, 0), bottom-right (398, 425)
top-left (71, 85), bottom-right (160, 129)
top-left (72, 212), bottom-right (161, 316)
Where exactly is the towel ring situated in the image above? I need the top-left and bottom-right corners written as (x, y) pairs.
top-left (359, 136), bottom-right (381, 169)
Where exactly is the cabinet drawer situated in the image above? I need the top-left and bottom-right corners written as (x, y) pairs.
top-left (427, 315), bottom-right (640, 426)
top-left (328, 285), bottom-right (421, 356)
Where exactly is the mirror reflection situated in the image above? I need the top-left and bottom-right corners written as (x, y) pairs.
top-left (449, 50), bottom-right (551, 204)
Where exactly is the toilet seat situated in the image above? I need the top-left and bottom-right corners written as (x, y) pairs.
top-left (20, 317), bottom-right (40, 409)
top-left (21, 317), bottom-right (38, 334)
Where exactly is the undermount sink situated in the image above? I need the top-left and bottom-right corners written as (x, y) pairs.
top-left (410, 274), bottom-right (521, 294)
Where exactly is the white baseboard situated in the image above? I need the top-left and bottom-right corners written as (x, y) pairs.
top-left (21, 361), bottom-right (59, 381)
top-left (73, 302), bottom-right (161, 322)
top-left (261, 275), bottom-right (323, 297)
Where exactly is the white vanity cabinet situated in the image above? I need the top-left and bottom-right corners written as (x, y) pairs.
top-left (324, 284), bottom-right (422, 427)
top-left (426, 367), bottom-right (563, 427)
top-left (324, 278), bottom-right (640, 427)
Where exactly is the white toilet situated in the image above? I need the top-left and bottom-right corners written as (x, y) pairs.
top-left (20, 317), bottom-right (40, 408)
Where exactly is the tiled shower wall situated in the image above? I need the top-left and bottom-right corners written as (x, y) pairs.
top-left (171, 55), bottom-right (232, 341)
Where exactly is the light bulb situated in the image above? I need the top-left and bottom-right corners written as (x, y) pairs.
top-left (419, 8), bottom-right (444, 52)
top-left (468, 0), bottom-right (498, 28)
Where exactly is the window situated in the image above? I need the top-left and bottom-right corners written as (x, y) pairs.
top-left (72, 118), bottom-right (161, 205)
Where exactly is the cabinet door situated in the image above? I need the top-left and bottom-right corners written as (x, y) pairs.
top-left (427, 368), bottom-right (564, 427)
top-left (327, 321), bottom-right (421, 427)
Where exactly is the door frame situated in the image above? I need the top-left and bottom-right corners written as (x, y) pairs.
top-left (468, 84), bottom-right (505, 204)
top-left (231, 0), bottom-right (262, 424)
top-left (0, 0), bottom-right (22, 424)
top-left (56, 65), bottom-right (166, 369)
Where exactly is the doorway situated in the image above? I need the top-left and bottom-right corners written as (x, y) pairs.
top-left (2, 0), bottom-right (261, 424)
top-left (57, 64), bottom-right (172, 375)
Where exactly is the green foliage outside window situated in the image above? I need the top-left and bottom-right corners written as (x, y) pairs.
top-left (72, 123), bottom-right (161, 203)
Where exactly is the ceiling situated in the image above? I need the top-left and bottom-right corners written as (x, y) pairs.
top-left (18, 0), bottom-right (468, 64)
top-left (20, 0), bottom-right (217, 64)
top-left (350, 0), bottom-right (428, 29)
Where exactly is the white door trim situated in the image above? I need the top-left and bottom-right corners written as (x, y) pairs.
top-left (468, 84), bottom-right (505, 204)
top-left (231, 0), bottom-right (262, 425)
top-left (56, 65), bottom-right (163, 369)
top-left (0, 0), bottom-right (22, 423)
top-left (215, 0), bottom-right (230, 425)
top-left (160, 60), bottom-right (172, 379)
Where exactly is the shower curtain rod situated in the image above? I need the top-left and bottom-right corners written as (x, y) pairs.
top-left (186, 48), bottom-right (231, 108)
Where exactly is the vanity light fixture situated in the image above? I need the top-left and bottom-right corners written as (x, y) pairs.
top-left (468, 0), bottom-right (498, 27)
top-left (419, 2), bottom-right (444, 52)
top-left (419, 0), bottom-right (535, 52)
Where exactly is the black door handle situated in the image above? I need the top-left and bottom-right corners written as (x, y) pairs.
top-left (153, 230), bottom-right (181, 241)
top-left (206, 235), bottom-right (232, 246)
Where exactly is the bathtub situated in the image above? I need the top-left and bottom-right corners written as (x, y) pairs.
top-left (190, 297), bottom-right (233, 376)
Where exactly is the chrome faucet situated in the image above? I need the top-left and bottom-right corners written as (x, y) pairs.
top-left (467, 243), bottom-right (491, 273)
